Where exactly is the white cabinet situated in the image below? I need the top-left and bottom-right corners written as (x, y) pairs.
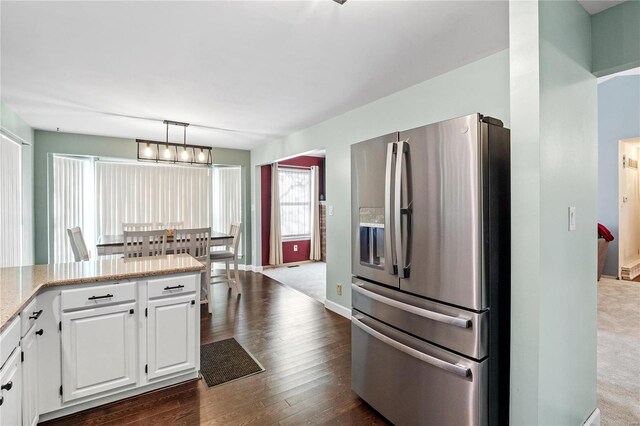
top-left (61, 301), bottom-right (137, 402)
top-left (21, 325), bottom-right (39, 426)
top-left (147, 293), bottom-right (197, 380)
top-left (0, 349), bottom-right (22, 426)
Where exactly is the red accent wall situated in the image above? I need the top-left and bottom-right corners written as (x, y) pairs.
top-left (261, 155), bottom-right (325, 265)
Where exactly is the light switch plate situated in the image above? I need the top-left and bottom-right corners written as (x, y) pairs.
top-left (328, 205), bottom-right (334, 216)
top-left (569, 206), bottom-right (576, 231)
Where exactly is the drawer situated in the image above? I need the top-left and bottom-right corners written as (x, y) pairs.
top-left (351, 312), bottom-right (487, 426)
top-left (61, 282), bottom-right (137, 311)
top-left (0, 317), bottom-right (20, 369)
top-left (20, 298), bottom-right (41, 337)
top-left (147, 274), bottom-right (197, 299)
top-left (352, 278), bottom-right (488, 359)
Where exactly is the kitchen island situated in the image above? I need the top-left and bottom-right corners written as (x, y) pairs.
top-left (0, 254), bottom-right (205, 424)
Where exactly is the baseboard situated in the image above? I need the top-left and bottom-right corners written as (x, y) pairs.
top-left (583, 408), bottom-right (600, 426)
top-left (324, 299), bottom-right (351, 319)
top-left (211, 263), bottom-right (263, 273)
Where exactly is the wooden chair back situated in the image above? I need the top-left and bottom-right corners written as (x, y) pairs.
top-left (154, 221), bottom-right (184, 230)
top-left (123, 229), bottom-right (167, 258)
top-left (174, 228), bottom-right (211, 262)
top-left (229, 222), bottom-right (242, 256)
top-left (67, 227), bottom-right (90, 261)
top-left (123, 222), bottom-right (154, 232)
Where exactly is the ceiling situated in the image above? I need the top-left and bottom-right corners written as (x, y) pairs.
top-left (1, 1), bottom-right (508, 150)
top-left (577, 0), bottom-right (626, 15)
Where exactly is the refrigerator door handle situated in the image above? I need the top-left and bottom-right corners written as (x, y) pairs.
top-left (352, 282), bottom-right (472, 329)
top-left (384, 142), bottom-right (397, 276)
top-left (395, 140), bottom-right (411, 278)
top-left (352, 315), bottom-right (472, 379)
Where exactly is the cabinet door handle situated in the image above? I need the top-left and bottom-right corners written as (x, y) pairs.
top-left (164, 285), bottom-right (185, 290)
top-left (1, 381), bottom-right (12, 391)
top-left (88, 294), bottom-right (113, 301)
top-left (29, 309), bottom-right (43, 320)
top-left (36, 329), bottom-right (44, 336)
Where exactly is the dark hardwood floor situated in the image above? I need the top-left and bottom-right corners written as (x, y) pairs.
top-left (42, 272), bottom-right (388, 425)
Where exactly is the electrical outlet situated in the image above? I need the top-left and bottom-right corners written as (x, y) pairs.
top-left (328, 205), bottom-right (334, 216)
top-left (336, 283), bottom-right (342, 296)
top-left (293, 244), bottom-right (298, 252)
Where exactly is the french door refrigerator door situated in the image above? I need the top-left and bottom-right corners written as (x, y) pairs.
top-left (397, 114), bottom-right (486, 311)
top-left (351, 132), bottom-right (400, 288)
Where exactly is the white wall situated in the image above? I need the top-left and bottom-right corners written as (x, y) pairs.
top-left (251, 49), bottom-right (510, 309)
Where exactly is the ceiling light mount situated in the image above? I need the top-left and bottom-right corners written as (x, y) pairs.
top-left (136, 119), bottom-right (212, 166)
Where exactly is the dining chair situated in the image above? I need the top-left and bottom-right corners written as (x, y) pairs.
top-left (122, 222), bottom-right (154, 232)
top-left (67, 227), bottom-right (90, 261)
top-left (154, 221), bottom-right (184, 230)
top-left (210, 222), bottom-right (242, 298)
top-left (123, 229), bottom-right (167, 258)
top-left (174, 227), bottom-right (211, 308)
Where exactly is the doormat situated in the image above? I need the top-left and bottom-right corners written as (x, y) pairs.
top-left (200, 338), bottom-right (265, 388)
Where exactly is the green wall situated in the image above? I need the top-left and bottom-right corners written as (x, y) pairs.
top-left (591, 0), bottom-right (640, 77)
top-left (510, 0), bottom-right (597, 424)
top-left (33, 130), bottom-right (252, 265)
top-left (1, 101), bottom-right (35, 265)
top-left (251, 49), bottom-right (511, 312)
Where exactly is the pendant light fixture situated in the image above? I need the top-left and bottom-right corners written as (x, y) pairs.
top-left (136, 120), bottom-right (213, 166)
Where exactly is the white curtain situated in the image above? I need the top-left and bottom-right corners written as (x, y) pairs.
top-left (269, 163), bottom-right (283, 265)
top-left (52, 155), bottom-right (94, 263)
top-left (95, 161), bottom-right (211, 237)
top-left (309, 166), bottom-right (321, 261)
top-left (0, 135), bottom-right (22, 267)
top-left (212, 165), bottom-right (242, 255)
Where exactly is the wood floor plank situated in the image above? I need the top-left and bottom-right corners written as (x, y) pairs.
top-left (41, 271), bottom-right (386, 425)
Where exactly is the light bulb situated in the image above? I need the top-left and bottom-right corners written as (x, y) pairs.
top-left (180, 149), bottom-right (189, 160)
top-left (163, 146), bottom-right (172, 159)
top-left (144, 144), bottom-right (152, 157)
top-left (198, 150), bottom-right (205, 162)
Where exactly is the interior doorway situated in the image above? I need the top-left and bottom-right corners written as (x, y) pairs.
top-left (618, 137), bottom-right (640, 281)
top-left (259, 149), bottom-right (327, 303)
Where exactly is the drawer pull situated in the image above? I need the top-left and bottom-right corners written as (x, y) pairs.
top-left (88, 294), bottom-right (114, 301)
top-left (164, 285), bottom-right (185, 291)
top-left (352, 282), bottom-right (472, 329)
top-left (1, 381), bottom-right (12, 391)
top-left (36, 329), bottom-right (44, 336)
top-left (29, 310), bottom-right (43, 320)
top-left (352, 315), bottom-right (472, 379)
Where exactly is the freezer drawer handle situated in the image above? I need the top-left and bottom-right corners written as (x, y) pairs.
top-left (352, 316), bottom-right (472, 379)
top-left (352, 283), bottom-right (472, 329)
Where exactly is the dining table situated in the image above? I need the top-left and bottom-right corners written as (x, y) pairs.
top-left (95, 230), bottom-right (233, 256)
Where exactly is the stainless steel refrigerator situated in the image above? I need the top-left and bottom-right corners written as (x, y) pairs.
top-left (351, 113), bottom-right (510, 426)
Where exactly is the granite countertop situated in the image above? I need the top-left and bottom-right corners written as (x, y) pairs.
top-left (0, 254), bottom-right (205, 333)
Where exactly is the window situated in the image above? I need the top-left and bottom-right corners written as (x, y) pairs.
top-left (0, 134), bottom-right (23, 267)
top-left (212, 165), bottom-right (243, 255)
top-left (95, 161), bottom-right (211, 237)
top-left (52, 155), bottom-right (95, 263)
top-left (279, 167), bottom-right (311, 239)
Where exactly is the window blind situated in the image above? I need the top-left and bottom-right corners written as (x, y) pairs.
top-left (0, 135), bottom-right (22, 267)
top-left (95, 161), bottom-right (212, 237)
top-left (52, 155), bottom-right (94, 263)
top-left (212, 165), bottom-right (242, 254)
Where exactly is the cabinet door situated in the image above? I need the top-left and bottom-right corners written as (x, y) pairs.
top-left (147, 294), bottom-right (196, 380)
top-left (21, 325), bottom-right (38, 426)
top-left (0, 349), bottom-right (22, 426)
top-left (61, 302), bottom-right (137, 402)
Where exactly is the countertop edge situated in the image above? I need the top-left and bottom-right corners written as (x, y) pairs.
top-left (0, 264), bottom-right (204, 334)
